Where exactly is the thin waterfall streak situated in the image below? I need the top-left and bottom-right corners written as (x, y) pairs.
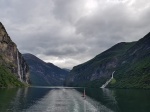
top-left (17, 51), bottom-right (22, 82)
top-left (101, 71), bottom-right (115, 88)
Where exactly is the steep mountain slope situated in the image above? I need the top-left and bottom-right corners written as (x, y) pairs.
top-left (23, 53), bottom-right (69, 86)
top-left (65, 42), bottom-right (135, 87)
top-left (0, 22), bottom-right (30, 87)
top-left (66, 32), bottom-right (150, 88)
top-left (108, 32), bottom-right (150, 88)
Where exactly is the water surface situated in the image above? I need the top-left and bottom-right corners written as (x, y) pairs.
top-left (0, 87), bottom-right (150, 112)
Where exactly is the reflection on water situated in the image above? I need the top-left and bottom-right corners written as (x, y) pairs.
top-left (101, 89), bottom-right (119, 112)
top-left (115, 89), bottom-right (150, 112)
top-left (0, 87), bottom-right (50, 112)
top-left (0, 88), bottom-right (17, 112)
top-left (0, 87), bottom-right (150, 112)
top-left (77, 88), bottom-right (119, 112)
top-left (79, 88), bottom-right (150, 112)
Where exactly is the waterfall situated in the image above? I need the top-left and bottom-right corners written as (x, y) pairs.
top-left (101, 71), bottom-right (115, 88)
top-left (17, 51), bottom-right (22, 82)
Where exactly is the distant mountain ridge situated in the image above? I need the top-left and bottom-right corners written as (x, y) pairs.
top-left (63, 68), bottom-right (70, 72)
top-left (66, 32), bottom-right (150, 89)
top-left (23, 53), bottom-right (69, 86)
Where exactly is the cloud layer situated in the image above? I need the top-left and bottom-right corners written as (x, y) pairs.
top-left (0, 0), bottom-right (150, 69)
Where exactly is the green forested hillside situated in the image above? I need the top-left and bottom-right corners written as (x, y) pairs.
top-left (66, 32), bottom-right (150, 88)
top-left (0, 66), bottom-right (24, 87)
top-left (65, 42), bottom-right (135, 87)
top-left (108, 33), bottom-right (150, 88)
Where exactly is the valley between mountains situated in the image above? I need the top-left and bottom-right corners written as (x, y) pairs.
top-left (0, 22), bottom-right (150, 89)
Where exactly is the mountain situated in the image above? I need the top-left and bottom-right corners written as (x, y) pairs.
top-left (65, 42), bottom-right (135, 87)
top-left (66, 32), bottom-right (150, 89)
top-left (108, 32), bottom-right (150, 88)
top-left (0, 22), bottom-right (30, 87)
top-left (23, 53), bottom-right (69, 86)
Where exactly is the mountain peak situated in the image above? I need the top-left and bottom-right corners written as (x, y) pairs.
top-left (140, 32), bottom-right (150, 42)
top-left (23, 53), bottom-right (69, 86)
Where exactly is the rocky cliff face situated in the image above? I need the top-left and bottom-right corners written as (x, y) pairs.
top-left (0, 22), bottom-right (29, 84)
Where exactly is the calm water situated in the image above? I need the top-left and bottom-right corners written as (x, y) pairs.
top-left (0, 87), bottom-right (150, 112)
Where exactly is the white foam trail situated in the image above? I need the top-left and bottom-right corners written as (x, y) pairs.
top-left (101, 71), bottom-right (115, 88)
top-left (23, 89), bottom-right (113, 112)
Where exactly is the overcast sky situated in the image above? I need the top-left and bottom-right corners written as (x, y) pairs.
top-left (0, 0), bottom-right (150, 69)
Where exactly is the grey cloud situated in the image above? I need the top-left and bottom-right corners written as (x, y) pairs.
top-left (43, 44), bottom-right (88, 57)
top-left (75, 1), bottom-right (150, 43)
top-left (0, 0), bottom-right (150, 69)
top-left (52, 0), bottom-right (87, 23)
